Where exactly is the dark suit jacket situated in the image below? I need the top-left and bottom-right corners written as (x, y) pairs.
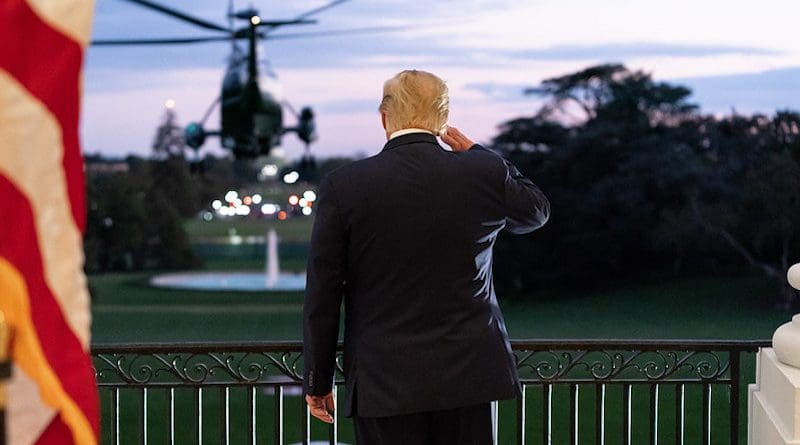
top-left (303, 132), bottom-right (550, 418)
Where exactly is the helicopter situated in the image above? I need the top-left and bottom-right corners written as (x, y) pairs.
top-left (91, 0), bottom-right (388, 161)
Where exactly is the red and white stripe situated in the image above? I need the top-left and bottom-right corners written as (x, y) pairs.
top-left (0, 0), bottom-right (98, 443)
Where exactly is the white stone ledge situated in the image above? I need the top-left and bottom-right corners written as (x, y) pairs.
top-left (750, 348), bottom-right (800, 444)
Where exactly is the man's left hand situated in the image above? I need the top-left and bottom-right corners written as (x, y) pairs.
top-left (306, 392), bottom-right (335, 424)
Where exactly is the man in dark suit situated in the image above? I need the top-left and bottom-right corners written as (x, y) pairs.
top-left (303, 69), bottom-right (550, 444)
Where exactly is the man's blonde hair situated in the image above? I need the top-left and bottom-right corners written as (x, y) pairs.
top-left (379, 70), bottom-right (449, 135)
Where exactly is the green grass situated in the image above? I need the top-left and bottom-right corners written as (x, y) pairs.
top-left (184, 216), bottom-right (314, 242)
top-left (185, 217), bottom-right (312, 274)
top-left (90, 273), bottom-right (304, 343)
top-left (192, 242), bottom-right (308, 273)
top-left (91, 273), bottom-right (786, 343)
top-left (501, 275), bottom-right (786, 340)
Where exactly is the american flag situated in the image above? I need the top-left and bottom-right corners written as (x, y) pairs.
top-left (0, 0), bottom-right (99, 443)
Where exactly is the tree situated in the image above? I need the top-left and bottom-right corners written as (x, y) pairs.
top-left (84, 171), bottom-right (150, 271)
top-left (683, 112), bottom-right (800, 308)
top-left (152, 106), bottom-right (186, 158)
top-left (84, 155), bottom-right (201, 272)
top-left (491, 63), bottom-right (800, 307)
top-left (149, 155), bottom-right (201, 218)
top-left (524, 63), bottom-right (629, 121)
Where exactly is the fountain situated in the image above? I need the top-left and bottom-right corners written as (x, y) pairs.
top-left (150, 228), bottom-right (306, 292)
top-left (266, 229), bottom-right (279, 287)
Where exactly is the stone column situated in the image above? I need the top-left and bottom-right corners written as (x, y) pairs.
top-left (748, 263), bottom-right (800, 444)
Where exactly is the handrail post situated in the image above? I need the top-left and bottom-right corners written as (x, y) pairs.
top-left (729, 350), bottom-right (741, 445)
top-left (516, 385), bottom-right (525, 445)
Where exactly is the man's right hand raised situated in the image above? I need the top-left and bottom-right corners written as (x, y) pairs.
top-left (440, 126), bottom-right (475, 152)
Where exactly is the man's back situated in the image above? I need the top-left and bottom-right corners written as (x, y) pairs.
top-left (304, 132), bottom-right (550, 418)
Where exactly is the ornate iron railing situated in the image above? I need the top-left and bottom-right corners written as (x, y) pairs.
top-left (92, 339), bottom-right (769, 445)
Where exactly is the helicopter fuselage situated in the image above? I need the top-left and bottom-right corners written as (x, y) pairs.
top-left (221, 55), bottom-right (283, 158)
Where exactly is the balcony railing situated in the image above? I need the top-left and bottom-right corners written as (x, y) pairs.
top-left (92, 339), bottom-right (769, 445)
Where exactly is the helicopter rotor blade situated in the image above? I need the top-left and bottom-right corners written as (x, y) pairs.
top-left (256, 19), bottom-right (317, 28)
top-left (91, 36), bottom-right (233, 46)
top-left (120, 0), bottom-right (230, 32)
top-left (262, 24), bottom-right (436, 40)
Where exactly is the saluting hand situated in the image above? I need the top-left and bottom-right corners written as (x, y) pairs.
top-left (306, 392), bottom-right (335, 424)
top-left (440, 126), bottom-right (475, 152)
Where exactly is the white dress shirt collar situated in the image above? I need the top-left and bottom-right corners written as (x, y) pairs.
top-left (389, 128), bottom-right (434, 140)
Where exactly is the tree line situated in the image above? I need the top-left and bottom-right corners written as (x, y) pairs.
top-left (490, 64), bottom-right (799, 308)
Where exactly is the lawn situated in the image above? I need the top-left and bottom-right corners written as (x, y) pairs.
top-left (184, 216), bottom-right (314, 242)
top-left (90, 273), bottom-right (786, 343)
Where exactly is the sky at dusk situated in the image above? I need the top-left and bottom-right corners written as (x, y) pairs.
top-left (83, 0), bottom-right (800, 160)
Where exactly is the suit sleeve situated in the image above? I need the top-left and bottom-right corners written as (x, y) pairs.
top-left (303, 175), bottom-right (347, 396)
top-left (472, 144), bottom-right (551, 234)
